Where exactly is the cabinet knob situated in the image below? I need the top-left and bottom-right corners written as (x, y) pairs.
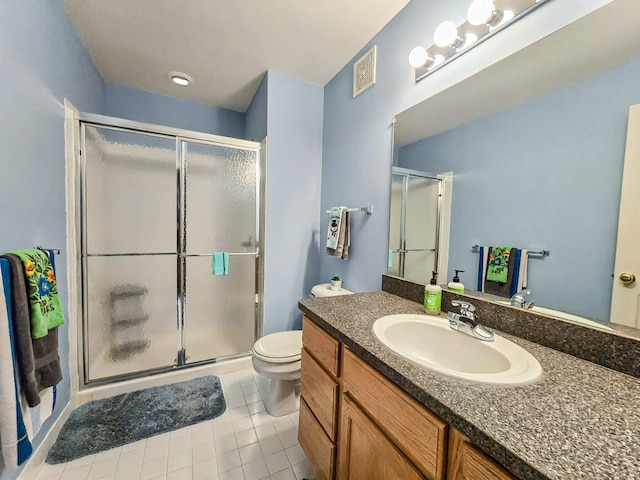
top-left (619, 272), bottom-right (636, 284)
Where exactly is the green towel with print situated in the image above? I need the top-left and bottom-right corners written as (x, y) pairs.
top-left (11, 249), bottom-right (65, 339)
top-left (486, 246), bottom-right (512, 283)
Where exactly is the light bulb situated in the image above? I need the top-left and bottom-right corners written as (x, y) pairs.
top-left (171, 76), bottom-right (189, 86)
top-left (408, 47), bottom-right (432, 68)
top-left (465, 33), bottom-right (478, 46)
top-left (433, 21), bottom-right (463, 48)
top-left (467, 0), bottom-right (503, 27)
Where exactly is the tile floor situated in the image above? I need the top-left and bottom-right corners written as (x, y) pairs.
top-left (34, 369), bottom-right (315, 480)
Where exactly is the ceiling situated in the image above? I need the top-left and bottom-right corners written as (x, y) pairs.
top-left (395, 0), bottom-right (640, 146)
top-left (60, 0), bottom-right (410, 112)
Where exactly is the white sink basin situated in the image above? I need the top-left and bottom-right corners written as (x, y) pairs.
top-left (372, 314), bottom-right (542, 385)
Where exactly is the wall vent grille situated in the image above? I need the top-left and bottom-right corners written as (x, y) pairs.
top-left (353, 45), bottom-right (377, 98)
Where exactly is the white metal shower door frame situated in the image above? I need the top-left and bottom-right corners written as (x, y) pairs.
top-left (76, 112), bottom-right (264, 388)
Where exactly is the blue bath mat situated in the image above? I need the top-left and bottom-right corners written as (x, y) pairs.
top-left (46, 375), bottom-right (226, 464)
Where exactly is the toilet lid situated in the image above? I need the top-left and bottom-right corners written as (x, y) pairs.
top-left (253, 330), bottom-right (302, 363)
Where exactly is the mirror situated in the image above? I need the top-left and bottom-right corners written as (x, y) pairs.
top-left (391, 0), bottom-right (640, 325)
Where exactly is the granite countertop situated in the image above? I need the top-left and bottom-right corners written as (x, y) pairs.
top-left (298, 291), bottom-right (640, 480)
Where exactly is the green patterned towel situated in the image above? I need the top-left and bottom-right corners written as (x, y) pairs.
top-left (11, 249), bottom-right (65, 339)
top-left (486, 246), bottom-right (512, 283)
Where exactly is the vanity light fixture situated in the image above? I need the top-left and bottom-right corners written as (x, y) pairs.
top-left (168, 71), bottom-right (193, 86)
top-left (409, 0), bottom-right (550, 82)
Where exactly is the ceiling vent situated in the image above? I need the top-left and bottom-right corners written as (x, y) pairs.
top-left (353, 45), bottom-right (377, 98)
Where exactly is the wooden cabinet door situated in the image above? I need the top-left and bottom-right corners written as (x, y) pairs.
top-left (448, 428), bottom-right (516, 480)
top-left (337, 393), bottom-right (427, 480)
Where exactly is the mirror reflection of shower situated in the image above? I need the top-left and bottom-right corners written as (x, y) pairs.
top-left (388, 167), bottom-right (451, 284)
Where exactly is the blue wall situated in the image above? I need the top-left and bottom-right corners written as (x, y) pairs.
top-left (0, 0), bottom-right (105, 477)
top-left (398, 59), bottom-right (640, 321)
top-left (320, 0), bottom-right (472, 293)
top-left (263, 72), bottom-right (324, 334)
top-left (104, 84), bottom-right (246, 139)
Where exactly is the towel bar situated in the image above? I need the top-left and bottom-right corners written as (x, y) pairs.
top-left (325, 205), bottom-right (373, 215)
top-left (36, 246), bottom-right (61, 254)
top-left (472, 245), bottom-right (549, 257)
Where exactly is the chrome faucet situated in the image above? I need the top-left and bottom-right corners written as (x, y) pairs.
top-left (510, 289), bottom-right (534, 309)
top-left (447, 300), bottom-right (494, 342)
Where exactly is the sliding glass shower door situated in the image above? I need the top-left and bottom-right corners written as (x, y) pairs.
top-left (182, 141), bottom-right (258, 364)
top-left (81, 122), bottom-right (260, 384)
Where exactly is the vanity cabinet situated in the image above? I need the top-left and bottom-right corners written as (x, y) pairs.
top-left (299, 316), bottom-right (341, 480)
top-left (339, 347), bottom-right (447, 480)
top-left (299, 314), bottom-right (517, 480)
top-left (447, 428), bottom-right (516, 480)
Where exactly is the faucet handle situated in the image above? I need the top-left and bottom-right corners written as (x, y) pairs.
top-left (451, 300), bottom-right (476, 317)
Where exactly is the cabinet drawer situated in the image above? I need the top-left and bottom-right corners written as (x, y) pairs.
top-left (298, 397), bottom-right (335, 480)
top-left (301, 348), bottom-right (339, 441)
top-left (302, 316), bottom-right (340, 376)
top-left (342, 347), bottom-right (447, 480)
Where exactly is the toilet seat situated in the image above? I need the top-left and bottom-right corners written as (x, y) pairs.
top-left (252, 330), bottom-right (302, 364)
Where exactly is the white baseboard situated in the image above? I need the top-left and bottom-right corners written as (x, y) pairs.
top-left (18, 397), bottom-right (78, 480)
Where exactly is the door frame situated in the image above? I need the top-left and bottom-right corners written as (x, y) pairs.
top-left (610, 103), bottom-right (640, 327)
top-left (67, 111), bottom-right (264, 388)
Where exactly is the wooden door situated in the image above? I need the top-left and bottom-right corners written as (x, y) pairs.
top-left (611, 104), bottom-right (640, 327)
top-left (337, 394), bottom-right (426, 480)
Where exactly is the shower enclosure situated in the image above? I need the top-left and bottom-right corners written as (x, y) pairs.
top-left (78, 115), bottom-right (262, 386)
top-left (388, 167), bottom-right (442, 283)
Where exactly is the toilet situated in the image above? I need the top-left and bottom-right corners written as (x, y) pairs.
top-left (252, 283), bottom-right (354, 416)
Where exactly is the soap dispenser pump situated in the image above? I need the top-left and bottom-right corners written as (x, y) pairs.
top-left (448, 270), bottom-right (465, 294)
top-left (424, 271), bottom-right (442, 315)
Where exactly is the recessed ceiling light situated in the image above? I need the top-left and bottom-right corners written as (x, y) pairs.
top-left (167, 71), bottom-right (193, 86)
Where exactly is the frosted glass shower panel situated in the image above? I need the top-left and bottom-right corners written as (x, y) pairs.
top-left (184, 255), bottom-right (256, 363)
top-left (84, 126), bottom-right (177, 254)
top-left (184, 142), bottom-right (257, 253)
top-left (404, 251), bottom-right (436, 284)
top-left (85, 255), bottom-right (177, 381)
top-left (389, 176), bottom-right (403, 253)
top-left (405, 177), bottom-right (439, 251)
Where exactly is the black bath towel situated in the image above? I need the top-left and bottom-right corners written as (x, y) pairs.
top-left (1, 254), bottom-right (62, 407)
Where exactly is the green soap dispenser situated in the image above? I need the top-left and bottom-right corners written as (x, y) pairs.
top-left (448, 269), bottom-right (465, 294)
top-left (424, 271), bottom-right (442, 315)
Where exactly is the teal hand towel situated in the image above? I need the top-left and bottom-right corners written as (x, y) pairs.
top-left (10, 249), bottom-right (65, 339)
top-left (212, 252), bottom-right (229, 276)
top-left (486, 246), bottom-right (512, 283)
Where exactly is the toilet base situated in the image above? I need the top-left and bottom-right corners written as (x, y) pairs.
top-left (256, 375), bottom-right (300, 417)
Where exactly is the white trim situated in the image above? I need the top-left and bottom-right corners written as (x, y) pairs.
top-left (64, 100), bottom-right (81, 396)
top-left (437, 172), bottom-right (453, 284)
